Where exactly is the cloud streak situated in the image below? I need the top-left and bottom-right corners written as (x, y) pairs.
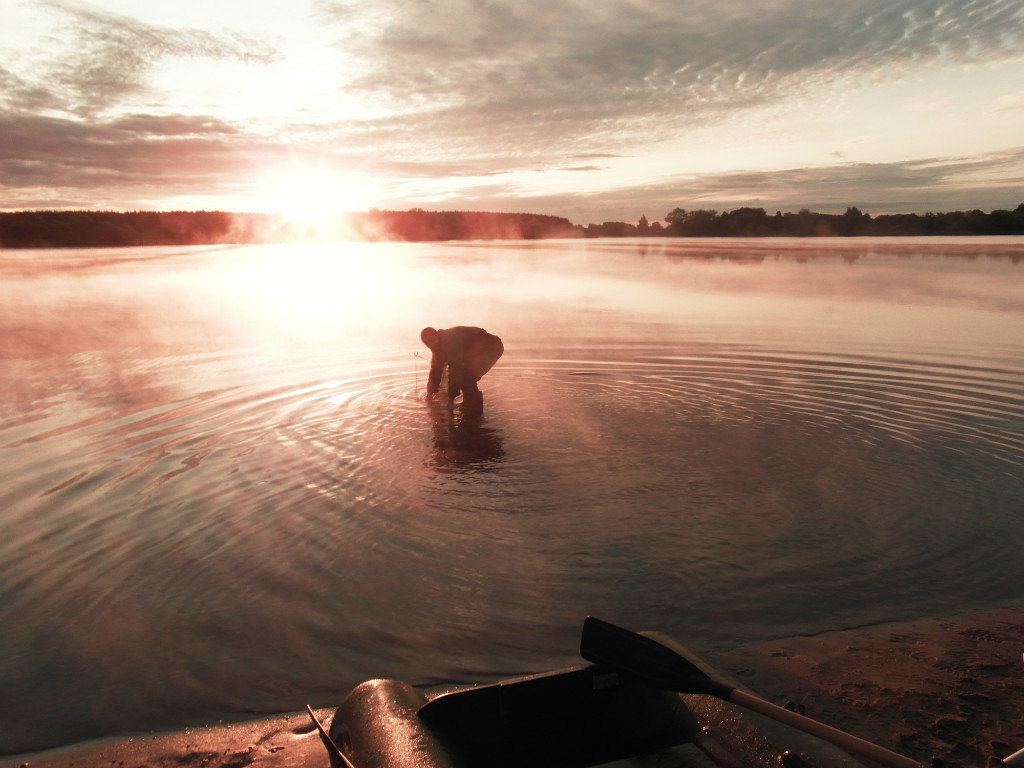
top-left (1, 0), bottom-right (1023, 218)
top-left (497, 147), bottom-right (1024, 223)
top-left (3, 0), bottom-right (279, 118)
top-left (318, 0), bottom-right (1024, 156)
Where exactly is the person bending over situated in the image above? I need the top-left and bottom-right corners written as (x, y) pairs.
top-left (421, 326), bottom-right (503, 416)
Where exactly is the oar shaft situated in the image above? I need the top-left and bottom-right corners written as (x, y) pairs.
top-left (1004, 746), bottom-right (1024, 767)
top-left (730, 690), bottom-right (922, 768)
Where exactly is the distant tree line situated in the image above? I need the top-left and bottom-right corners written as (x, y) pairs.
top-left (0, 209), bottom-right (579, 248)
top-left (353, 208), bottom-right (580, 241)
top-left (0, 210), bottom-right (251, 248)
top-left (584, 203), bottom-right (1024, 238)
top-left (2, 203), bottom-right (1023, 248)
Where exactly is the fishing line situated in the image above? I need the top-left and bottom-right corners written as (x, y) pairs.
top-left (414, 351), bottom-right (426, 395)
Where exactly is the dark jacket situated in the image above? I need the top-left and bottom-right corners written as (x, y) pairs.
top-left (426, 326), bottom-right (503, 399)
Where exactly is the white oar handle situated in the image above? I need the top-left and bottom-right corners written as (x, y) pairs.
top-left (729, 690), bottom-right (923, 768)
top-left (1004, 746), bottom-right (1024, 767)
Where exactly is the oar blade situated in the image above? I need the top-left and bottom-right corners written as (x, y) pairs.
top-left (581, 617), bottom-right (924, 768)
top-left (580, 616), bottom-right (733, 698)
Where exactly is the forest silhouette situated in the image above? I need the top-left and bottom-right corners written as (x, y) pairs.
top-left (587, 204), bottom-right (1024, 238)
top-left (0, 209), bottom-right (576, 248)
top-left (1, 203), bottom-right (1022, 248)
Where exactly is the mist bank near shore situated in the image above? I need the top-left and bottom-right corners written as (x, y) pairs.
top-left (2, 203), bottom-right (1024, 248)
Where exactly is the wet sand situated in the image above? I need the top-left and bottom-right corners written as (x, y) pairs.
top-left (0, 710), bottom-right (331, 768)
top-left (714, 606), bottom-right (1024, 767)
top-left (5, 606), bottom-right (1023, 768)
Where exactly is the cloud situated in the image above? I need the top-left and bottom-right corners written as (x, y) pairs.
top-left (685, 149), bottom-right (1024, 210)
top-left (2, 0), bottom-right (1022, 216)
top-left (363, 158), bottom-right (521, 179)
top-left (440, 147), bottom-right (1024, 222)
top-left (316, 0), bottom-right (1024, 158)
top-left (3, 0), bottom-right (279, 118)
top-left (996, 91), bottom-right (1024, 113)
top-left (0, 99), bottom-right (539, 211)
top-left (3, 93), bottom-right (1021, 218)
top-left (0, 111), bottom-right (254, 193)
top-left (0, 64), bottom-right (59, 114)
top-left (0, 0), bottom-right (289, 207)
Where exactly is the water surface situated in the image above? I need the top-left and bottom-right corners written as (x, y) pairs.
top-left (2, 237), bottom-right (1023, 754)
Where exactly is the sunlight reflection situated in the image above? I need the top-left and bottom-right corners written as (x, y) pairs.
top-left (198, 243), bottom-right (430, 354)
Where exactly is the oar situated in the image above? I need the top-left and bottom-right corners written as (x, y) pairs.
top-left (306, 704), bottom-right (358, 768)
top-left (579, 616), bottom-right (924, 768)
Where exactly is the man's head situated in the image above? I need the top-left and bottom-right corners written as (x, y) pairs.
top-left (420, 327), bottom-right (439, 349)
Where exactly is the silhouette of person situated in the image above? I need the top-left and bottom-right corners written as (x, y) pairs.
top-left (420, 326), bottom-right (503, 416)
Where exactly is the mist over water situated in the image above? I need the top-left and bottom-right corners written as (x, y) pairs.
top-left (2, 238), bottom-right (1023, 755)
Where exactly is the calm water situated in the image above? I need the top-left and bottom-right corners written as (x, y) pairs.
top-left (1, 237), bottom-right (1023, 754)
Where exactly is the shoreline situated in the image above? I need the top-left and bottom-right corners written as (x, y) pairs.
top-left (6, 606), bottom-right (1023, 768)
top-left (708, 606), bottom-right (1024, 767)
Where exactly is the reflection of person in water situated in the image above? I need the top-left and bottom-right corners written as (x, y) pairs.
top-left (420, 326), bottom-right (503, 416)
top-left (427, 399), bottom-right (505, 469)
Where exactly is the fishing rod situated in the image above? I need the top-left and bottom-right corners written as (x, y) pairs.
top-left (306, 704), bottom-right (357, 768)
top-left (414, 351), bottom-right (427, 395)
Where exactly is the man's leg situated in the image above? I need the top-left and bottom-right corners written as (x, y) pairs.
top-left (461, 379), bottom-right (483, 416)
top-left (446, 366), bottom-right (464, 402)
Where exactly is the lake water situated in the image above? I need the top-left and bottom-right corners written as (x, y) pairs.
top-left (2, 237), bottom-right (1023, 755)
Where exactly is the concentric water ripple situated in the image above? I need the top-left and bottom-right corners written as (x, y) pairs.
top-left (2, 239), bottom-right (1024, 756)
top-left (3, 342), bottom-right (1023, 752)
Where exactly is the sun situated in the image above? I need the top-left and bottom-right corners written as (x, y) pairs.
top-left (258, 167), bottom-right (373, 237)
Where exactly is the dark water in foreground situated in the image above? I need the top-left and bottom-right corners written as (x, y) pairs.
top-left (1, 237), bottom-right (1023, 755)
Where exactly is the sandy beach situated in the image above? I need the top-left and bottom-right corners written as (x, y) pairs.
top-left (716, 606), bottom-right (1024, 767)
top-left (5, 606), bottom-right (1023, 768)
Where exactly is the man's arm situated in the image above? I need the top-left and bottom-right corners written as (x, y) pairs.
top-left (443, 342), bottom-right (467, 400)
top-left (426, 353), bottom-right (444, 396)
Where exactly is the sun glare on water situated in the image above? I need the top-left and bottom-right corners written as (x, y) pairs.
top-left (205, 239), bottom-right (421, 346)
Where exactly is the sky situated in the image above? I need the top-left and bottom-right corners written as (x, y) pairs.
top-left (1, 0), bottom-right (1023, 225)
